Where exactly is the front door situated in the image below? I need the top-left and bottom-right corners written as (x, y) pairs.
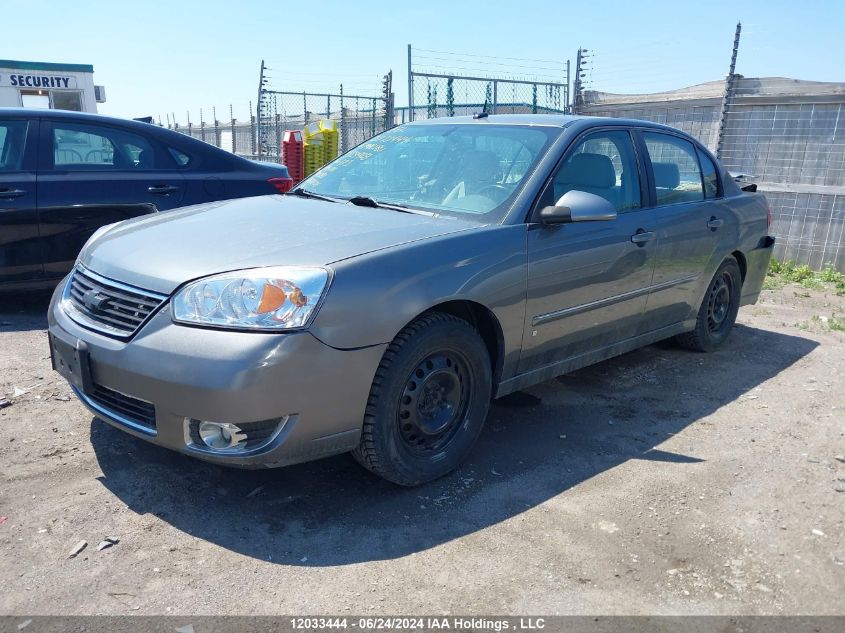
top-left (36, 120), bottom-right (185, 281)
top-left (520, 128), bottom-right (657, 373)
top-left (0, 117), bottom-right (41, 289)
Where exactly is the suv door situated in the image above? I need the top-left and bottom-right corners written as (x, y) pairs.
top-left (0, 117), bottom-right (41, 289)
top-left (519, 128), bottom-right (657, 374)
top-left (637, 131), bottom-right (726, 328)
top-left (36, 120), bottom-right (185, 281)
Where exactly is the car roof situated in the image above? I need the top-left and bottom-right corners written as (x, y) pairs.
top-left (0, 107), bottom-right (167, 130)
top-left (406, 113), bottom-right (692, 135)
top-left (0, 107), bottom-right (257, 163)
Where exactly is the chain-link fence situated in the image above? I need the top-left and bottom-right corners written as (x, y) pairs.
top-left (165, 111), bottom-right (261, 160)
top-left (405, 46), bottom-right (570, 123)
top-left (719, 84), bottom-right (845, 271)
top-left (256, 89), bottom-right (392, 161)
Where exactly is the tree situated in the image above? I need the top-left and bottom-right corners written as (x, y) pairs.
top-left (446, 78), bottom-right (455, 117)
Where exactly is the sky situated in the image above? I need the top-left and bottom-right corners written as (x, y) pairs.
top-left (4, 0), bottom-right (844, 123)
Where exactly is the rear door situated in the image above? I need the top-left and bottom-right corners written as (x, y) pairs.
top-left (637, 130), bottom-right (726, 328)
top-left (36, 119), bottom-right (185, 281)
top-left (0, 117), bottom-right (41, 288)
top-left (519, 128), bottom-right (657, 373)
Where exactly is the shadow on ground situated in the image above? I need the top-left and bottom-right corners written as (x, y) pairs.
top-left (0, 291), bottom-right (53, 333)
top-left (88, 325), bottom-right (815, 567)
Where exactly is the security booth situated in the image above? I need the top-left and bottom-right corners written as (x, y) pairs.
top-left (0, 59), bottom-right (105, 112)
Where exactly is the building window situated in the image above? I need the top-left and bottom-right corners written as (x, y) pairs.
top-left (18, 89), bottom-right (83, 111)
top-left (52, 91), bottom-right (83, 112)
top-left (20, 90), bottom-right (50, 109)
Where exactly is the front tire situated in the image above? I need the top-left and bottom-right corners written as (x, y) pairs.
top-left (675, 257), bottom-right (742, 352)
top-left (352, 311), bottom-right (492, 486)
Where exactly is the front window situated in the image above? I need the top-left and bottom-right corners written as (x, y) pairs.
top-left (300, 124), bottom-right (557, 221)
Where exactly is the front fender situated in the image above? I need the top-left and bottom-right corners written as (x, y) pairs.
top-left (310, 224), bottom-right (528, 381)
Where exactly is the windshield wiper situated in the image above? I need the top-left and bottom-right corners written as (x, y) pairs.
top-left (287, 187), bottom-right (343, 203)
top-left (348, 196), bottom-right (435, 216)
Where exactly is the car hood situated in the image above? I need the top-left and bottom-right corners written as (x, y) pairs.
top-left (80, 195), bottom-right (480, 294)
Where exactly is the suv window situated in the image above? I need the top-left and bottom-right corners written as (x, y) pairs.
top-left (0, 120), bottom-right (28, 172)
top-left (53, 123), bottom-right (157, 169)
top-left (697, 147), bottom-right (720, 198)
top-left (545, 129), bottom-right (641, 213)
top-left (643, 132), bottom-right (704, 205)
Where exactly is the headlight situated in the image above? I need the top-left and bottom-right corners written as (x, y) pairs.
top-left (172, 267), bottom-right (330, 330)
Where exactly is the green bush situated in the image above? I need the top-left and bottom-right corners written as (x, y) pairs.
top-left (766, 259), bottom-right (845, 292)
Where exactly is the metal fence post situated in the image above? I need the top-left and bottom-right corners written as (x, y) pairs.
top-left (340, 107), bottom-right (348, 154)
top-left (275, 113), bottom-right (281, 160)
top-left (214, 108), bottom-right (220, 149)
top-left (716, 22), bottom-right (742, 161)
top-left (250, 113), bottom-right (256, 156)
top-left (493, 80), bottom-right (498, 115)
top-left (230, 105), bottom-right (236, 154)
top-left (407, 44), bottom-right (414, 122)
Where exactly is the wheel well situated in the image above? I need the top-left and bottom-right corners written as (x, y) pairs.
top-left (426, 300), bottom-right (504, 383)
top-left (731, 250), bottom-right (747, 282)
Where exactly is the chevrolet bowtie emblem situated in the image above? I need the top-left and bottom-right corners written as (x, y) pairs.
top-left (82, 289), bottom-right (110, 312)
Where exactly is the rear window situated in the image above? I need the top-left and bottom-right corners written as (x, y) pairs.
top-left (643, 132), bottom-right (704, 206)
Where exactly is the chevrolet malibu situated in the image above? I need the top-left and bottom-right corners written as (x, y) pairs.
top-left (48, 114), bottom-right (774, 486)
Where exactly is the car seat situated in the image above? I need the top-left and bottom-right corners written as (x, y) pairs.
top-left (553, 153), bottom-right (619, 208)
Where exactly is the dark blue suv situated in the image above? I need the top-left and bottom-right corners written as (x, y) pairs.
top-left (0, 108), bottom-right (292, 291)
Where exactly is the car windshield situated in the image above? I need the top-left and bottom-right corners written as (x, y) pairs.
top-left (298, 123), bottom-right (557, 221)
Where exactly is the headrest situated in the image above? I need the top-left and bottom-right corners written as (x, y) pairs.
top-left (653, 162), bottom-right (680, 189)
top-left (558, 153), bottom-right (615, 189)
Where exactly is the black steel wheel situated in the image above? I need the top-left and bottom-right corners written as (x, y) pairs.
top-left (398, 351), bottom-right (472, 454)
top-left (676, 257), bottom-right (743, 352)
top-left (352, 311), bottom-right (492, 486)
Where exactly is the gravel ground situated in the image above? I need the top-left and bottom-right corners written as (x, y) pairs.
top-left (0, 284), bottom-right (843, 615)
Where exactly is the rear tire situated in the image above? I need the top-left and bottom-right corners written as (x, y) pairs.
top-left (675, 257), bottom-right (742, 352)
top-left (352, 311), bottom-right (492, 486)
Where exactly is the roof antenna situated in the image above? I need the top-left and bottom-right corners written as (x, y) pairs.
top-left (473, 112), bottom-right (489, 119)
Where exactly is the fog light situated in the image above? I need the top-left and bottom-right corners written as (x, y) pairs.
top-left (198, 421), bottom-right (248, 450)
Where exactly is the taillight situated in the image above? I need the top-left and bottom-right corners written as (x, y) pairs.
top-left (268, 177), bottom-right (294, 194)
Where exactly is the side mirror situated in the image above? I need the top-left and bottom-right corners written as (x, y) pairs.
top-left (539, 190), bottom-right (618, 225)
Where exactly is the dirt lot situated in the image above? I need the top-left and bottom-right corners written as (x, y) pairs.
top-left (1, 283), bottom-right (843, 616)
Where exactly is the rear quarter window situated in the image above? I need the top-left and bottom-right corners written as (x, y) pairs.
top-left (168, 147), bottom-right (191, 167)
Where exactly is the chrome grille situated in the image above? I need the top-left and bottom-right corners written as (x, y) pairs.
top-left (64, 266), bottom-right (167, 338)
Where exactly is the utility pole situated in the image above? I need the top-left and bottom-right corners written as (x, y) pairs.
top-left (716, 22), bottom-right (742, 160)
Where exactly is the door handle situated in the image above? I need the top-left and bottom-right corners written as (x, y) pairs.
top-left (147, 184), bottom-right (179, 195)
top-left (630, 229), bottom-right (654, 246)
top-left (707, 216), bottom-right (724, 230)
top-left (0, 188), bottom-right (26, 200)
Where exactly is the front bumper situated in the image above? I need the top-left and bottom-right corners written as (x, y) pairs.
top-left (48, 281), bottom-right (387, 468)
